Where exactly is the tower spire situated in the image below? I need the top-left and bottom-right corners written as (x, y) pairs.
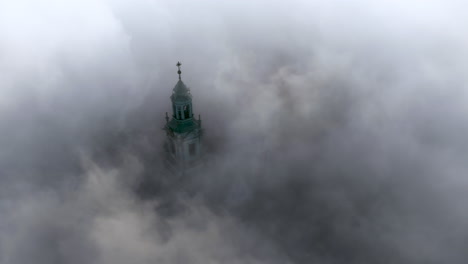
top-left (176, 61), bottom-right (182, 80)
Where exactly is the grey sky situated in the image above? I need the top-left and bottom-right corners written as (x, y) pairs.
top-left (1, 0), bottom-right (468, 263)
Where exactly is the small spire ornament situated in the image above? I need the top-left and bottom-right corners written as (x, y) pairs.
top-left (176, 61), bottom-right (182, 80)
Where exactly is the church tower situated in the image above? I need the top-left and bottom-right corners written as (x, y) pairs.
top-left (163, 62), bottom-right (203, 174)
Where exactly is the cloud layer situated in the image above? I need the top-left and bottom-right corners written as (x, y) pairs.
top-left (1, 0), bottom-right (468, 263)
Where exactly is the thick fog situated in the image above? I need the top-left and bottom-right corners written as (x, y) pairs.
top-left (1, 0), bottom-right (468, 263)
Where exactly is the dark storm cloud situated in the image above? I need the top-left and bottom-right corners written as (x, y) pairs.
top-left (1, 0), bottom-right (468, 263)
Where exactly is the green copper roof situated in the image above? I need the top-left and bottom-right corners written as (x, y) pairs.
top-left (171, 80), bottom-right (191, 102)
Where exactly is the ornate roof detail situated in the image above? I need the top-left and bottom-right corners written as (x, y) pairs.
top-left (177, 61), bottom-right (182, 80)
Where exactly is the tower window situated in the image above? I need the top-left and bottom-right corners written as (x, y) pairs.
top-left (184, 105), bottom-right (190, 119)
top-left (189, 143), bottom-right (196, 156)
top-left (177, 107), bottom-right (183, 119)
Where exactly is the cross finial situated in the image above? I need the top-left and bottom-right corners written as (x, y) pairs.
top-left (176, 61), bottom-right (182, 80)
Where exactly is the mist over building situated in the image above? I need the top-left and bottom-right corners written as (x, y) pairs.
top-left (1, 1), bottom-right (468, 264)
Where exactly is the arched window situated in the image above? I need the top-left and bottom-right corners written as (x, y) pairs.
top-left (183, 105), bottom-right (191, 119)
top-left (177, 106), bottom-right (183, 120)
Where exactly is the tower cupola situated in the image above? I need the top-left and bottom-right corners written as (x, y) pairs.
top-left (171, 62), bottom-right (193, 120)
